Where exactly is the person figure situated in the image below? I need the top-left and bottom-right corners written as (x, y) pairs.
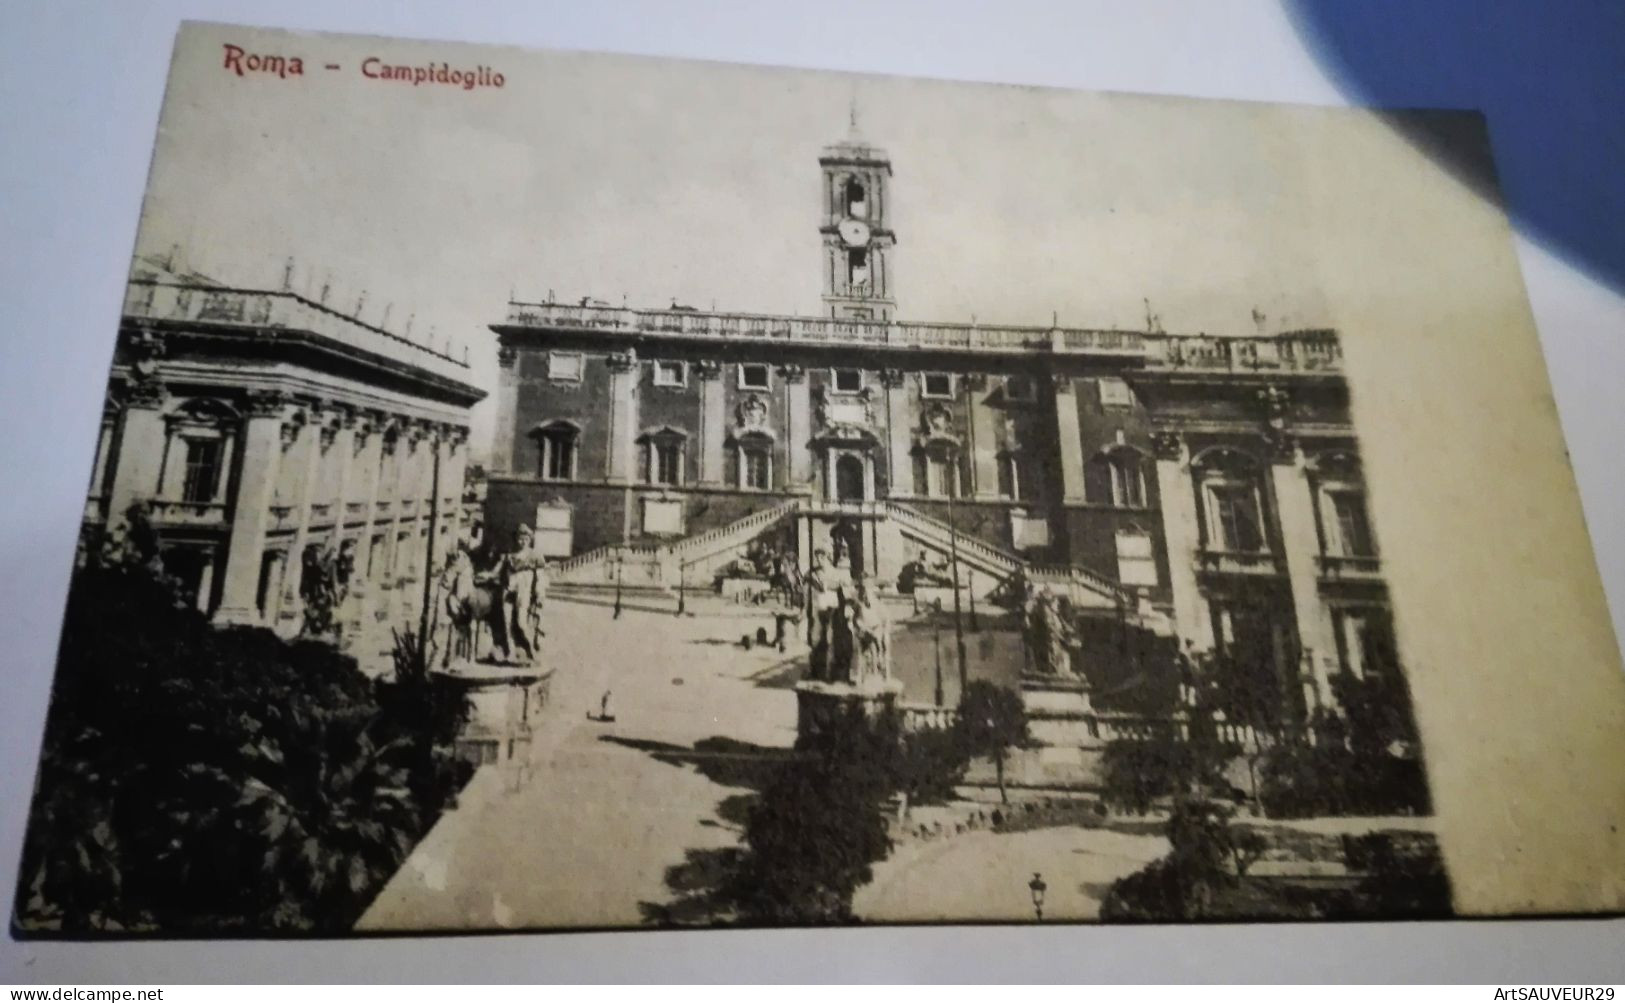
top-left (501, 525), bottom-right (544, 664)
top-left (439, 536), bottom-right (478, 665)
top-left (827, 555), bottom-right (857, 683)
top-left (805, 549), bottom-right (839, 680)
top-left (1028, 590), bottom-right (1078, 678)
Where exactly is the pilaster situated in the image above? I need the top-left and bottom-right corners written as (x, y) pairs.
top-left (1052, 374), bottom-right (1088, 505)
top-left (491, 343), bottom-right (519, 475)
top-left (105, 378), bottom-right (168, 530)
top-left (966, 374), bottom-right (999, 499)
top-left (1152, 431), bottom-right (1213, 652)
top-left (696, 360), bottom-right (725, 485)
top-left (214, 390), bottom-right (291, 625)
top-left (881, 367), bottom-right (910, 496)
top-left (785, 365), bottom-right (812, 486)
top-left (1269, 435), bottom-right (1339, 710)
top-left (606, 350), bottom-right (639, 483)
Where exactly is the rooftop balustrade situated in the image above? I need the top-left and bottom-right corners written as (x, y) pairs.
top-left (502, 300), bottom-right (1342, 374)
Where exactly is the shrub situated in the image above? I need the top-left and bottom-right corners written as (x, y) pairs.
top-left (15, 523), bottom-right (468, 934)
top-left (1342, 831), bottom-right (1453, 917)
top-left (1100, 798), bottom-right (1238, 921)
top-left (731, 707), bottom-right (894, 924)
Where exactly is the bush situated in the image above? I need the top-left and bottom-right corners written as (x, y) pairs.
top-left (1342, 831), bottom-right (1453, 917)
top-left (1259, 738), bottom-right (1430, 819)
top-left (1100, 798), bottom-right (1238, 921)
top-left (15, 523), bottom-right (468, 934)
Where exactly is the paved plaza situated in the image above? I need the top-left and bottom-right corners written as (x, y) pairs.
top-left (358, 593), bottom-right (1168, 930)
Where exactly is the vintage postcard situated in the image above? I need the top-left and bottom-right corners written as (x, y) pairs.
top-left (12, 22), bottom-right (1625, 936)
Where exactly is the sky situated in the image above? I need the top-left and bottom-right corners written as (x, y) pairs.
top-left (135, 24), bottom-right (1386, 450)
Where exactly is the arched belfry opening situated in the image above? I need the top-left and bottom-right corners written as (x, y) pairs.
top-left (844, 177), bottom-right (867, 217)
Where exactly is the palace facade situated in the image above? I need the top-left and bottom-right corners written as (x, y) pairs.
top-left (485, 129), bottom-right (1396, 716)
top-left (86, 253), bottom-right (485, 636)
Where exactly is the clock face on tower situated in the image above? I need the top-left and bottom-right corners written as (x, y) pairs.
top-left (837, 217), bottom-right (871, 248)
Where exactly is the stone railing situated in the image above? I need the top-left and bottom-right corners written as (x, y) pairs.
top-left (1024, 563), bottom-right (1133, 607)
top-left (505, 301), bottom-right (1145, 356)
top-left (504, 301), bottom-right (1344, 372)
top-left (1142, 329), bottom-right (1342, 375)
top-left (881, 501), bottom-right (1023, 575)
top-left (898, 701), bottom-right (958, 732)
top-left (671, 498), bottom-right (802, 563)
top-left (1195, 548), bottom-right (1283, 576)
top-left (1316, 553), bottom-right (1382, 581)
top-left (147, 499), bottom-right (229, 526)
top-left (125, 279), bottom-right (472, 382)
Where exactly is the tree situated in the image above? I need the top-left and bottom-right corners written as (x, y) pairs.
top-left (953, 680), bottom-right (1029, 804)
top-left (730, 706), bottom-right (894, 924)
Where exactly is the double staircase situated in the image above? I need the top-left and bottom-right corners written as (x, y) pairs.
top-left (552, 498), bottom-right (801, 592)
top-left (550, 496), bottom-right (1130, 609)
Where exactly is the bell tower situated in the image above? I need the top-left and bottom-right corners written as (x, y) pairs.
top-left (819, 104), bottom-right (896, 321)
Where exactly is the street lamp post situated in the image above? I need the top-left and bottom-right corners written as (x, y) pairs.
top-left (947, 442), bottom-right (968, 701)
top-left (675, 557), bottom-right (687, 617)
top-left (932, 599), bottom-right (945, 707)
top-left (1028, 872), bottom-right (1047, 922)
top-left (612, 549), bottom-right (625, 620)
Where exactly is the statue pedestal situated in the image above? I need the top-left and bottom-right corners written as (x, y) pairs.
top-left (794, 678), bottom-right (905, 743)
top-left (434, 661), bottom-right (554, 784)
top-left (1014, 673), bottom-right (1104, 786)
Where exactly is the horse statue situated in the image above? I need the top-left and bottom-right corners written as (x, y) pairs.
top-left (440, 548), bottom-right (508, 666)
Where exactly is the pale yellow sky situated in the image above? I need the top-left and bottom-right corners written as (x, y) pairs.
top-left (135, 24), bottom-right (1357, 449)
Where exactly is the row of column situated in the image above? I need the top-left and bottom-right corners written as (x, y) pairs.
top-left (101, 380), bottom-right (468, 629)
top-left (1153, 430), bottom-right (1342, 709)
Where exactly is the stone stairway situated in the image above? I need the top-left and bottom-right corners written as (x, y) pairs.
top-left (552, 498), bottom-right (802, 592)
top-left (878, 500), bottom-right (1025, 599)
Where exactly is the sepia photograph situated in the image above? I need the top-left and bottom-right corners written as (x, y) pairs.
top-left (8, 19), bottom-right (1623, 941)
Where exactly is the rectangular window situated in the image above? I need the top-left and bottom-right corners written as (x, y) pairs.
top-left (1116, 530), bottom-right (1159, 587)
top-left (997, 454), bottom-right (1020, 500)
top-left (1111, 458), bottom-right (1146, 508)
top-left (1334, 608), bottom-right (1399, 679)
top-left (1004, 375), bottom-right (1036, 403)
top-left (548, 351), bottom-right (584, 382)
top-left (832, 368), bottom-right (864, 394)
top-left (743, 448), bottom-right (771, 490)
top-left (1099, 376), bottom-right (1135, 409)
top-left (1328, 490), bottom-right (1375, 556)
top-left (541, 430), bottom-right (576, 480)
top-left (1209, 483), bottom-right (1265, 552)
top-left (653, 360), bottom-right (686, 387)
top-left (921, 372), bottom-right (954, 399)
top-left (181, 438), bottom-right (222, 503)
top-left (652, 440), bottom-right (682, 485)
top-left (738, 363), bottom-right (771, 391)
